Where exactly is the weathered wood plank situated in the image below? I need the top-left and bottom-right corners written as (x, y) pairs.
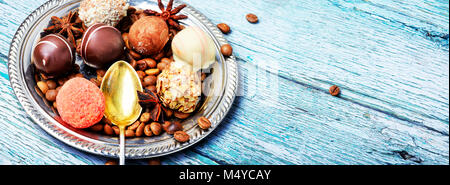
top-left (179, 0), bottom-right (449, 135)
top-left (0, 0), bottom-right (448, 164)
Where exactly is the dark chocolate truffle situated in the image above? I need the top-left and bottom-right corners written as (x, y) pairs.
top-left (32, 34), bottom-right (75, 77)
top-left (80, 23), bottom-right (125, 68)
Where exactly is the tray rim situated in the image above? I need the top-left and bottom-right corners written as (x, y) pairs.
top-left (7, 0), bottom-right (238, 159)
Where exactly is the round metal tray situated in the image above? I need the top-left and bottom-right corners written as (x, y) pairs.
top-left (7, 0), bottom-right (237, 159)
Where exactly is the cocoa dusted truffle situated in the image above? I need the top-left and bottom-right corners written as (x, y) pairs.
top-left (80, 23), bottom-right (125, 68)
top-left (78, 0), bottom-right (129, 27)
top-left (128, 16), bottom-right (169, 56)
top-left (32, 34), bottom-right (75, 77)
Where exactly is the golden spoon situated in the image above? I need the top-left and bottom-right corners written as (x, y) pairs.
top-left (100, 61), bottom-right (143, 165)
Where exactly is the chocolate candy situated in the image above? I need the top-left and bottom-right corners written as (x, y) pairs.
top-left (80, 23), bottom-right (125, 68)
top-left (32, 34), bottom-right (75, 77)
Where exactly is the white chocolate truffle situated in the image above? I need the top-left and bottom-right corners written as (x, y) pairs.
top-left (171, 26), bottom-right (216, 71)
top-left (156, 61), bottom-right (201, 113)
top-left (78, 0), bottom-right (129, 27)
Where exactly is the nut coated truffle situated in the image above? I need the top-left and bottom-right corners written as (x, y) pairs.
top-left (80, 23), bottom-right (125, 68)
top-left (32, 34), bottom-right (75, 77)
top-left (56, 77), bottom-right (105, 128)
top-left (128, 16), bottom-right (169, 56)
top-left (156, 61), bottom-right (201, 113)
top-left (78, 0), bottom-right (129, 27)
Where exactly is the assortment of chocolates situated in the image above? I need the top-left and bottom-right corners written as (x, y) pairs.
top-left (31, 0), bottom-right (233, 142)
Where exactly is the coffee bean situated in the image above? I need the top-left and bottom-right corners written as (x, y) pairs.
top-left (221, 44), bottom-right (233, 57)
top-left (157, 62), bottom-right (168, 71)
top-left (96, 69), bottom-right (106, 77)
top-left (45, 89), bottom-right (58, 102)
top-left (150, 122), bottom-right (162, 135)
top-left (128, 121), bottom-right (140, 130)
top-left (246, 13), bottom-right (259, 23)
top-left (146, 85), bottom-right (157, 93)
top-left (136, 70), bottom-right (146, 79)
top-left (197, 116), bottom-right (211, 130)
top-left (46, 80), bottom-right (57, 90)
top-left (140, 112), bottom-right (151, 123)
top-left (105, 159), bottom-right (118, 165)
top-left (143, 75), bottom-right (157, 86)
top-left (104, 124), bottom-right (114, 135)
top-left (125, 129), bottom-right (135, 137)
top-left (217, 23), bottom-right (230, 34)
top-left (163, 121), bottom-right (183, 135)
top-left (174, 131), bottom-right (190, 143)
top-left (160, 58), bottom-right (172, 64)
top-left (144, 58), bottom-right (157, 68)
top-left (148, 158), bottom-right (161, 165)
top-left (90, 124), bottom-right (104, 132)
top-left (329, 85), bottom-right (341, 96)
top-left (174, 111), bottom-right (191, 119)
top-left (144, 124), bottom-right (153, 136)
top-left (37, 81), bottom-right (48, 94)
top-left (164, 108), bottom-right (173, 118)
top-left (136, 59), bottom-right (148, 71)
top-left (112, 126), bottom-right (120, 135)
top-left (135, 122), bottom-right (145, 137)
top-left (145, 68), bottom-right (160, 76)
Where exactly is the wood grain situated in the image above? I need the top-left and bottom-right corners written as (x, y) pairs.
top-left (0, 0), bottom-right (448, 164)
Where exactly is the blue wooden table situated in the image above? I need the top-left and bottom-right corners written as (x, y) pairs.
top-left (0, 0), bottom-right (448, 165)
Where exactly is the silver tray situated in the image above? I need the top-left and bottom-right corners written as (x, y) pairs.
top-left (7, 0), bottom-right (237, 159)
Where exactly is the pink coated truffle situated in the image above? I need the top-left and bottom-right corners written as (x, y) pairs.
top-left (56, 77), bottom-right (105, 128)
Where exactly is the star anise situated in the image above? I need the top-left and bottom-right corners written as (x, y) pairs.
top-left (143, 0), bottom-right (188, 30)
top-left (137, 89), bottom-right (165, 123)
top-left (44, 11), bottom-right (86, 47)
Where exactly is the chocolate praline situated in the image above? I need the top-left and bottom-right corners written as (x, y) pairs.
top-left (80, 23), bottom-right (125, 68)
top-left (128, 16), bottom-right (169, 56)
top-left (32, 34), bottom-right (75, 77)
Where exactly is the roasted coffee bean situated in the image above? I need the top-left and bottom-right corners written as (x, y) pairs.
top-left (104, 124), bottom-right (114, 135)
top-left (146, 85), bottom-right (157, 93)
top-left (157, 62), bottom-right (168, 71)
top-left (150, 122), bottom-right (162, 135)
top-left (112, 126), bottom-right (120, 135)
top-left (217, 23), bottom-right (231, 34)
top-left (144, 58), bottom-right (157, 68)
top-left (105, 159), bottom-right (118, 165)
top-left (197, 116), bottom-right (211, 130)
top-left (128, 121), bottom-right (140, 130)
top-left (46, 80), bottom-right (57, 90)
top-left (45, 89), bottom-right (58, 102)
top-left (136, 59), bottom-right (148, 70)
top-left (163, 121), bottom-right (183, 135)
top-left (125, 129), bottom-right (135, 137)
top-left (329, 85), bottom-right (341, 96)
top-left (143, 75), bottom-right (157, 86)
top-left (164, 108), bottom-right (173, 118)
top-left (140, 112), bottom-right (151, 123)
top-left (102, 116), bottom-right (112, 125)
top-left (135, 122), bottom-right (145, 137)
top-left (145, 68), bottom-right (160, 76)
top-left (90, 124), bottom-right (104, 132)
top-left (148, 158), bottom-right (161, 165)
top-left (136, 70), bottom-right (146, 79)
top-left (122, 33), bottom-right (130, 49)
top-left (174, 131), bottom-right (190, 143)
top-left (90, 78), bottom-right (101, 87)
top-left (160, 58), bottom-right (172, 64)
top-left (96, 69), bottom-right (106, 77)
top-left (57, 77), bottom-right (68, 86)
top-left (174, 111), bottom-right (191, 119)
top-left (221, 44), bottom-right (233, 57)
top-left (37, 81), bottom-right (48, 94)
top-left (144, 124), bottom-right (153, 136)
top-left (246, 13), bottom-right (259, 23)
top-left (129, 50), bottom-right (142, 60)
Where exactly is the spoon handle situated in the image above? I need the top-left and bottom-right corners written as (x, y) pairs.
top-left (119, 126), bottom-right (125, 165)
